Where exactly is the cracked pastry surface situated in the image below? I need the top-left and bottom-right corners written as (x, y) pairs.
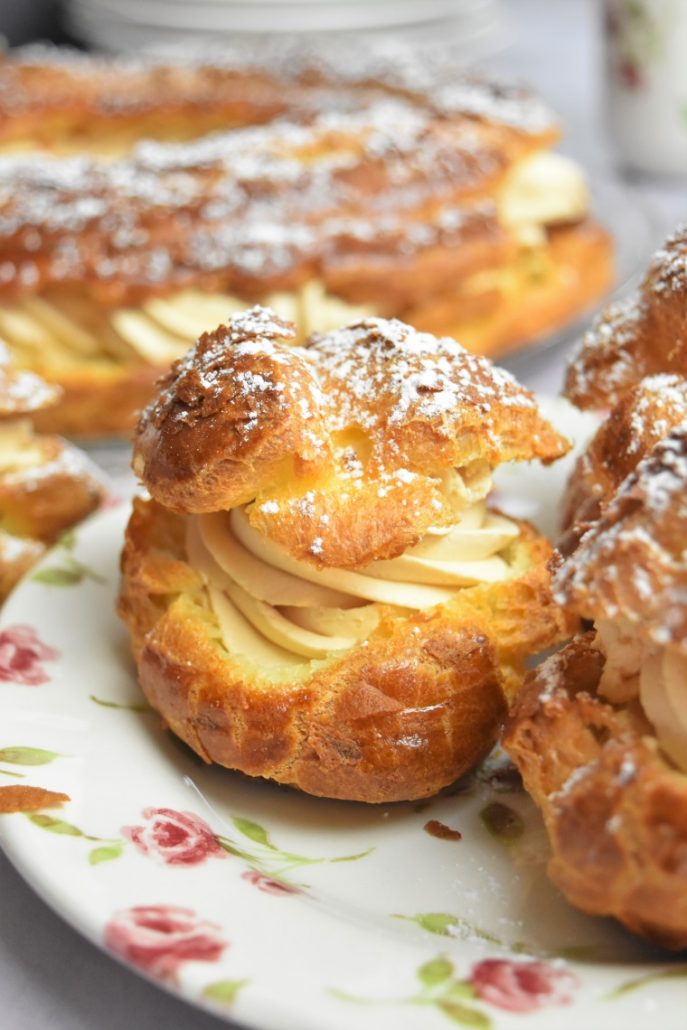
top-left (118, 308), bottom-right (572, 803)
top-left (0, 45), bottom-right (613, 436)
top-left (565, 223), bottom-right (687, 410)
top-left (561, 373), bottom-right (687, 537)
top-left (505, 425), bottom-right (687, 948)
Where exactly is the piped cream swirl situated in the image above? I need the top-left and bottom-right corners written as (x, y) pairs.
top-left (596, 619), bottom-right (687, 774)
top-left (186, 495), bottom-right (520, 666)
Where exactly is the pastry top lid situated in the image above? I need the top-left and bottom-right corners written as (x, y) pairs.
top-left (0, 40), bottom-right (556, 135)
top-left (565, 224), bottom-right (687, 409)
top-left (134, 306), bottom-right (568, 521)
top-left (556, 423), bottom-right (687, 650)
top-left (0, 87), bottom-right (548, 304)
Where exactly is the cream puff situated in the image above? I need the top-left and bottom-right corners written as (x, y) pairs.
top-left (505, 424), bottom-right (687, 949)
top-left (118, 307), bottom-right (572, 802)
top-left (0, 356), bottom-right (105, 598)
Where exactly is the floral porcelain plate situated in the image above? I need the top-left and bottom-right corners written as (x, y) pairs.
top-left (0, 399), bottom-right (685, 1030)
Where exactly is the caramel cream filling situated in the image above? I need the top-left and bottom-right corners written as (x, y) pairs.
top-left (595, 618), bottom-right (643, 704)
top-left (499, 152), bottom-right (589, 246)
top-left (186, 490), bottom-right (520, 666)
top-left (596, 619), bottom-right (687, 774)
top-left (639, 648), bottom-right (687, 774)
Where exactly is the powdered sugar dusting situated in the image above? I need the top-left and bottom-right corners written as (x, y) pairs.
top-left (0, 98), bottom-right (509, 300)
top-left (1, 40), bottom-right (556, 134)
top-left (566, 224), bottom-right (687, 407)
top-left (556, 424), bottom-right (687, 648)
top-left (651, 223), bottom-right (687, 296)
top-left (149, 305), bottom-right (326, 447)
top-left (309, 316), bottom-right (538, 449)
top-left (0, 364), bottom-right (59, 416)
top-left (0, 40), bottom-right (550, 304)
top-left (626, 375), bottom-right (687, 455)
top-left (143, 307), bottom-right (562, 477)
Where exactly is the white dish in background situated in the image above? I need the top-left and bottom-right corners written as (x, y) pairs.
top-left (65, 0), bottom-right (508, 51)
top-left (0, 397), bottom-right (684, 1030)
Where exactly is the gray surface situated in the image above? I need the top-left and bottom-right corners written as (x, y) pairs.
top-left (0, 0), bottom-right (61, 45)
top-left (1, 3), bottom-right (686, 1029)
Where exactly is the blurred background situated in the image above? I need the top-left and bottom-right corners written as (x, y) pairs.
top-left (0, 0), bottom-right (683, 389)
top-left (1, 0), bottom-right (681, 227)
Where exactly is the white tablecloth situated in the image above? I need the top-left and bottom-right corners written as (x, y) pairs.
top-left (1, 3), bottom-right (685, 1028)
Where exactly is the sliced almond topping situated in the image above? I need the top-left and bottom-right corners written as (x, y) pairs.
top-left (21, 296), bottom-right (102, 357)
top-left (142, 291), bottom-right (246, 339)
top-left (109, 309), bottom-right (191, 364)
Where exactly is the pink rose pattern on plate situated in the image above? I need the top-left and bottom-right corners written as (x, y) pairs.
top-left (0, 625), bottom-right (59, 685)
top-left (118, 807), bottom-right (365, 889)
top-left (241, 870), bottom-right (301, 896)
top-left (104, 904), bottom-right (226, 983)
top-left (331, 953), bottom-right (581, 1024)
top-left (122, 808), bottom-right (227, 866)
top-left (470, 958), bottom-right (579, 1014)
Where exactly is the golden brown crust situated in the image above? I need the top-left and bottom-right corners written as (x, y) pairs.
top-left (556, 426), bottom-right (687, 650)
top-left (565, 224), bottom-right (687, 409)
top-left (0, 530), bottom-right (44, 600)
top-left (133, 310), bottom-right (569, 566)
top-left (5, 217), bottom-right (613, 439)
top-left (27, 361), bottom-right (166, 439)
top-left (133, 310), bottom-right (332, 514)
top-left (117, 496), bottom-right (572, 803)
top-left (0, 362), bottom-right (106, 597)
top-left (0, 47), bottom-right (614, 436)
top-left (0, 435), bottom-right (104, 543)
top-left (305, 318), bottom-right (569, 472)
top-left (0, 102), bottom-right (547, 308)
top-left (504, 633), bottom-right (687, 950)
top-left (0, 43), bottom-right (558, 156)
top-left (560, 374), bottom-right (687, 537)
top-left (409, 219), bottom-right (614, 359)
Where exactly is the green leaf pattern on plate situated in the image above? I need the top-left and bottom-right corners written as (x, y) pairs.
top-left (32, 531), bottom-right (105, 588)
top-left (28, 813), bottom-right (86, 837)
top-left (89, 694), bottom-right (154, 713)
top-left (218, 815), bottom-right (374, 891)
top-left (202, 978), bottom-right (249, 1006)
top-left (332, 951), bottom-right (584, 1024)
top-left (395, 913), bottom-right (501, 946)
top-left (231, 816), bottom-right (276, 850)
top-left (605, 966), bottom-right (687, 1000)
top-left (89, 842), bottom-right (125, 865)
top-left (23, 797), bottom-right (372, 890)
top-left (418, 956), bottom-right (454, 987)
top-left (331, 954), bottom-right (493, 1027)
top-left (28, 812), bottom-right (122, 846)
top-left (32, 557), bottom-right (105, 587)
top-left (0, 746), bottom-right (61, 765)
